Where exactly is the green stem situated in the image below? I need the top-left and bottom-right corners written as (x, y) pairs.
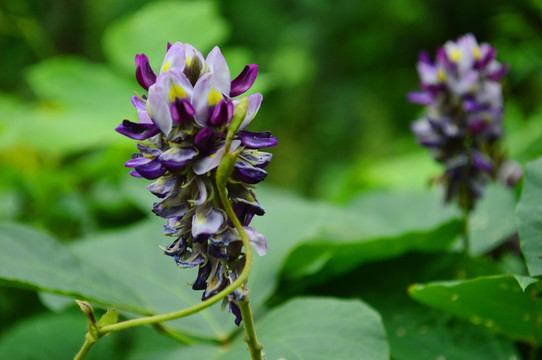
top-left (239, 297), bottom-right (263, 360)
top-left (152, 323), bottom-right (195, 345)
top-left (462, 207), bottom-right (470, 256)
top-left (74, 336), bottom-right (95, 360)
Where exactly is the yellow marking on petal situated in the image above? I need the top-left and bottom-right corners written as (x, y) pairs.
top-left (450, 48), bottom-right (461, 63)
top-left (473, 46), bottom-right (481, 60)
top-left (161, 60), bottom-right (171, 72)
top-left (185, 56), bottom-right (191, 67)
top-left (437, 69), bottom-right (446, 82)
top-left (208, 88), bottom-right (222, 106)
top-left (169, 85), bottom-right (187, 102)
top-left (210, 153), bottom-right (216, 158)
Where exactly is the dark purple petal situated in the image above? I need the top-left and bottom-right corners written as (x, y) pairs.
top-left (418, 50), bottom-right (431, 64)
top-left (238, 130), bottom-right (277, 149)
top-left (135, 159), bottom-right (167, 179)
top-left (229, 302), bottom-right (242, 326)
top-left (170, 98), bottom-right (195, 124)
top-left (487, 63), bottom-right (509, 81)
top-left (407, 91), bottom-right (433, 105)
top-left (209, 244), bottom-right (229, 259)
top-left (210, 98), bottom-right (233, 127)
top-left (472, 150), bottom-right (494, 173)
top-left (476, 45), bottom-right (496, 69)
top-left (125, 155), bottom-right (152, 168)
top-left (192, 261), bottom-right (212, 290)
top-left (230, 64), bottom-right (258, 97)
top-left (115, 120), bottom-right (160, 140)
top-left (194, 127), bottom-right (216, 154)
top-left (135, 54), bottom-right (157, 91)
top-left (467, 117), bottom-right (490, 135)
top-left (130, 169), bottom-right (143, 178)
top-left (174, 252), bottom-right (205, 268)
top-left (234, 162), bottom-right (268, 184)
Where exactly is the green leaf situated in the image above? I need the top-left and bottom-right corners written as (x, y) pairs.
top-left (0, 310), bottom-right (123, 360)
top-left (409, 275), bottom-right (542, 343)
top-left (382, 300), bottom-right (521, 360)
top-left (3, 57), bottom-right (136, 154)
top-left (102, 1), bottom-right (230, 74)
top-left (0, 223), bottom-right (144, 311)
top-left (518, 157), bottom-right (542, 276)
top-left (98, 308), bottom-right (119, 328)
top-left (279, 190), bottom-right (461, 282)
top-left (130, 298), bottom-right (389, 360)
top-left (469, 184), bottom-right (517, 255)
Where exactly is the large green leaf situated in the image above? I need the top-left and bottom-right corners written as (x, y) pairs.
top-left (517, 157), bottom-right (542, 276)
top-left (409, 275), bottom-right (542, 343)
top-left (130, 298), bottom-right (389, 360)
top-left (102, 1), bottom-right (230, 74)
top-left (279, 191), bottom-right (461, 282)
top-left (469, 184), bottom-right (517, 255)
top-left (0, 310), bottom-right (123, 360)
top-left (0, 223), bottom-right (144, 312)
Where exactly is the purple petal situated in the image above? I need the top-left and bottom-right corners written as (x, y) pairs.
top-left (194, 126), bottom-right (216, 155)
top-left (147, 175), bottom-right (176, 198)
top-left (125, 155), bottom-right (152, 168)
top-left (193, 73), bottom-right (220, 127)
top-left (159, 146), bottom-right (197, 171)
top-left (115, 120), bottom-right (160, 140)
top-left (229, 302), bottom-right (242, 326)
top-left (407, 91), bottom-right (433, 105)
top-left (170, 98), bottom-right (195, 124)
top-left (193, 140), bottom-right (241, 175)
top-left (206, 46), bottom-right (231, 95)
top-left (243, 226), bottom-right (268, 256)
top-left (160, 41), bottom-right (186, 74)
top-left (147, 80), bottom-right (173, 135)
top-left (210, 98), bottom-right (233, 127)
top-left (135, 159), bottom-right (167, 179)
top-left (487, 63), bottom-right (509, 81)
top-left (472, 150), bottom-right (494, 173)
top-left (234, 161), bottom-right (268, 184)
top-left (135, 54), bottom-right (156, 91)
top-left (130, 169), bottom-right (143, 178)
top-left (239, 93), bottom-right (263, 129)
top-left (230, 64), bottom-right (258, 97)
top-left (192, 261), bottom-right (212, 290)
top-left (242, 149), bottom-right (273, 168)
top-left (238, 130), bottom-right (277, 148)
top-left (192, 205), bottom-right (225, 240)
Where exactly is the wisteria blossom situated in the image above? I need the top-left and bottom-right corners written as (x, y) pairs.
top-left (408, 33), bottom-right (518, 210)
top-left (116, 41), bottom-right (277, 325)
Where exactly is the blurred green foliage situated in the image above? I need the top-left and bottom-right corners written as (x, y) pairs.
top-left (1, 0), bottom-right (542, 358)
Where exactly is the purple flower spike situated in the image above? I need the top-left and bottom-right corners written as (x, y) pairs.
top-left (135, 54), bottom-right (156, 91)
top-left (238, 130), bottom-right (278, 148)
top-left (409, 33), bottom-right (510, 210)
top-left (119, 41), bottom-right (275, 325)
top-left (230, 64), bottom-right (258, 97)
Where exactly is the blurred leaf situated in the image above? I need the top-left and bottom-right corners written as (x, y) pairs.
top-left (409, 275), bottom-right (542, 343)
top-left (469, 184), bottom-right (517, 255)
top-left (0, 310), bottom-right (123, 360)
top-left (382, 300), bottom-right (521, 360)
top-left (0, 223), bottom-right (144, 311)
top-left (102, 1), bottom-right (230, 74)
top-left (130, 298), bottom-right (389, 360)
top-left (518, 157), bottom-right (542, 277)
top-left (280, 190), bottom-right (461, 282)
top-left (1, 57), bottom-right (135, 154)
